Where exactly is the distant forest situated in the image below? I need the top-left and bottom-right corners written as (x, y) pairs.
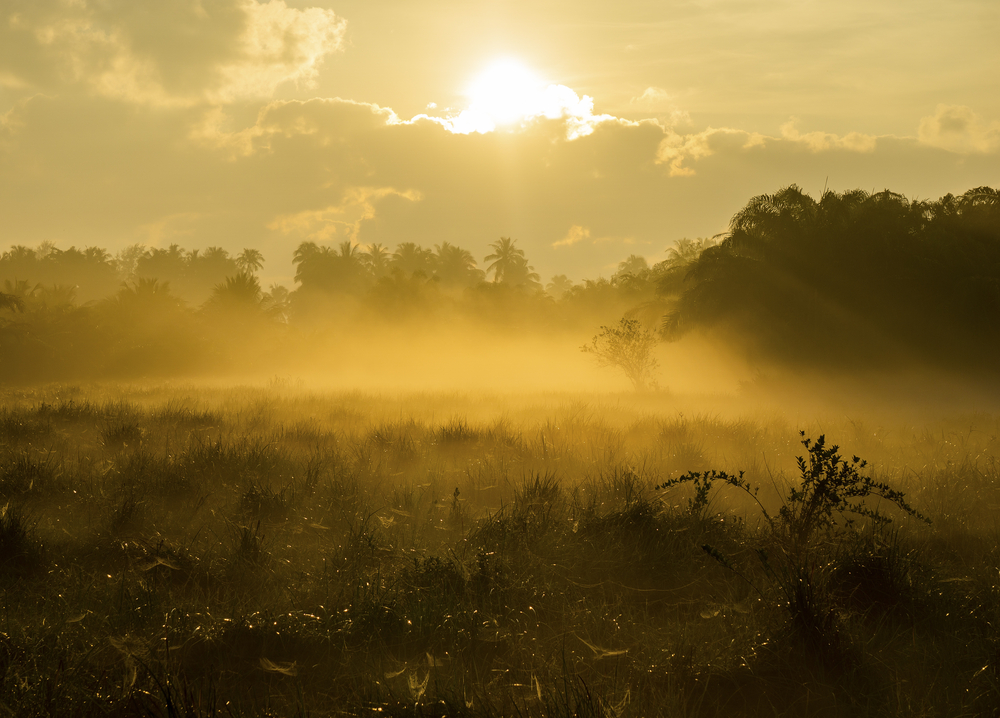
top-left (1, 185), bottom-right (998, 382)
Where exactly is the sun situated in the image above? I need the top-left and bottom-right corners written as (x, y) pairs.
top-left (465, 58), bottom-right (546, 127)
top-left (446, 58), bottom-right (595, 136)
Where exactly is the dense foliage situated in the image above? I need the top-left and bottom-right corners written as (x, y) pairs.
top-left (665, 186), bottom-right (1000, 372)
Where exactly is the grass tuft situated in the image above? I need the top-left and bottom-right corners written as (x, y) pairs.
top-left (0, 502), bottom-right (43, 575)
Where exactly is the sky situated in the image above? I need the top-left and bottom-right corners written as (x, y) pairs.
top-left (1, 0), bottom-right (998, 286)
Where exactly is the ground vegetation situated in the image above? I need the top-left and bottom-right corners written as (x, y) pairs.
top-left (0, 384), bottom-right (997, 716)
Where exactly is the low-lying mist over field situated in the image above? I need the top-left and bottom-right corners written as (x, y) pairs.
top-left (3, 186), bottom-right (1000, 399)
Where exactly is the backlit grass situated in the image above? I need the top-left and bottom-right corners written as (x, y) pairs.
top-left (1, 383), bottom-right (998, 716)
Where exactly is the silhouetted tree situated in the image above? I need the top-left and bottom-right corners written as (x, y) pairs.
top-left (101, 279), bottom-right (186, 331)
top-left (662, 238), bottom-right (719, 271)
top-left (2, 279), bottom-right (38, 304)
top-left (262, 283), bottom-right (291, 321)
top-left (114, 244), bottom-right (146, 283)
top-left (546, 274), bottom-right (574, 298)
top-left (434, 242), bottom-right (484, 288)
top-left (236, 249), bottom-right (265, 275)
top-left (391, 242), bottom-right (435, 277)
top-left (582, 318), bottom-right (659, 391)
top-left (207, 272), bottom-right (263, 310)
top-left (137, 244), bottom-right (187, 284)
top-left (485, 238), bottom-right (541, 289)
top-left (616, 255), bottom-right (649, 277)
top-left (484, 237), bottom-right (522, 283)
top-left (611, 255), bottom-right (657, 297)
top-left (293, 241), bottom-right (369, 295)
top-left (362, 243), bottom-right (393, 279)
top-left (0, 292), bottom-right (23, 312)
top-left (1, 243), bottom-right (118, 302)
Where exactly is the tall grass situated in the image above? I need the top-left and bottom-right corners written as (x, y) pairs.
top-left (0, 384), bottom-right (997, 716)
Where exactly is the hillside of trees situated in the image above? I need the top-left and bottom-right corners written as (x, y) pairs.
top-left (1, 185), bottom-right (997, 384)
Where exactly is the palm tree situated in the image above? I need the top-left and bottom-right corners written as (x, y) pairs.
top-left (3, 279), bottom-right (38, 300)
top-left (615, 255), bottom-right (649, 277)
top-left (335, 241), bottom-right (358, 260)
top-left (35, 284), bottom-right (78, 311)
top-left (292, 241), bottom-right (331, 289)
top-left (362, 243), bottom-right (392, 279)
top-left (262, 283), bottom-right (291, 320)
top-left (662, 238), bottom-right (718, 271)
top-left (207, 272), bottom-right (263, 310)
top-left (0, 291), bottom-right (23, 312)
top-left (2, 245), bottom-right (37, 263)
top-left (545, 274), bottom-right (574, 298)
top-left (727, 184), bottom-right (818, 260)
top-left (103, 278), bottom-right (183, 317)
top-left (137, 244), bottom-right (186, 284)
top-left (484, 237), bottom-right (525, 283)
top-left (392, 243), bottom-right (436, 277)
top-left (292, 241), bottom-right (369, 294)
top-left (434, 242), bottom-right (484, 287)
top-left (500, 255), bottom-right (541, 289)
top-left (236, 248), bottom-right (265, 275)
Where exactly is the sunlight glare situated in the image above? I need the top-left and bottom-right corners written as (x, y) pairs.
top-left (466, 59), bottom-right (546, 127)
top-left (433, 58), bottom-right (607, 137)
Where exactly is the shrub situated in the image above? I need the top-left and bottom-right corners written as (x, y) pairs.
top-left (658, 432), bottom-right (927, 542)
top-left (657, 432), bottom-right (929, 654)
top-left (581, 317), bottom-right (659, 391)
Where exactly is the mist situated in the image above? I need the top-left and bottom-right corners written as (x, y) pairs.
top-left (3, 185), bottom-right (998, 405)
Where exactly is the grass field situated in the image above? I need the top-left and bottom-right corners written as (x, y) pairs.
top-left (2, 381), bottom-right (1000, 716)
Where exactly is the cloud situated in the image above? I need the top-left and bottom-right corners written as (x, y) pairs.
top-left (0, 96), bottom-right (31, 149)
top-left (656, 120), bottom-right (881, 177)
top-left (553, 225), bottom-right (590, 248)
top-left (424, 83), bottom-right (624, 140)
top-left (780, 118), bottom-right (877, 153)
top-left (212, 1), bottom-right (346, 102)
top-left (552, 225), bottom-right (638, 249)
top-left (918, 105), bottom-right (1000, 154)
top-left (0, 0), bottom-right (346, 106)
top-left (191, 97), bottom-right (400, 157)
top-left (656, 127), bottom-right (766, 177)
top-left (629, 86), bottom-right (692, 127)
top-left (631, 87), bottom-right (671, 106)
top-left (268, 187), bottom-right (423, 244)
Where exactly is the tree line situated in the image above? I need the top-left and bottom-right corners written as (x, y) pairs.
top-left (0, 237), bottom-right (675, 381)
top-left (2, 185), bottom-right (998, 382)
